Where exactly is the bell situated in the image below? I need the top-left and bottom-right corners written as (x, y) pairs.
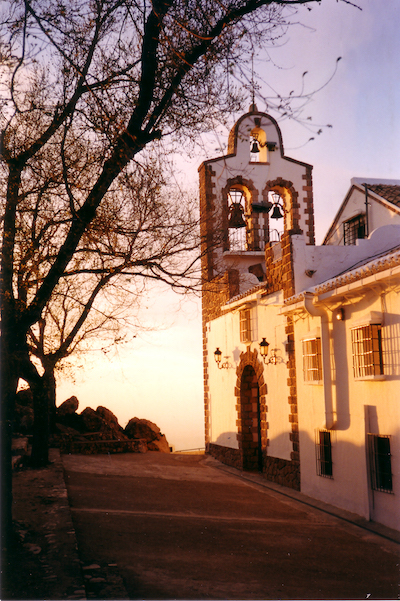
top-left (250, 140), bottom-right (259, 154)
top-left (270, 204), bottom-right (284, 220)
top-left (252, 201), bottom-right (272, 213)
top-left (228, 203), bottom-right (246, 228)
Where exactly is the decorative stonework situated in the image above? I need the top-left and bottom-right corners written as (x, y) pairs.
top-left (235, 349), bottom-right (268, 471)
top-left (262, 178), bottom-right (301, 234)
top-left (221, 176), bottom-right (259, 251)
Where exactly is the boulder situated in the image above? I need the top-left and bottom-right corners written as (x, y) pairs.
top-left (96, 406), bottom-right (119, 425)
top-left (125, 417), bottom-right (160, 440)
top-left (57, 396), bottom-right (79, 416)
top-left (125, 418), bottom-right (170, 453)
top-left (80, 407), bottom-right (105, 432)
top-left (148, 434), bottom-right (170, 453)
top-left (80, 407), bottom-right (128, 441)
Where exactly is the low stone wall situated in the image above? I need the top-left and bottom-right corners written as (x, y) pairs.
top-left (60, 438), bottom-right (147, 455)
top-left (207, 443), bottom-right (242, 469)
top-left (263, 455), bottom-right (300, 491)
top-left (207, 443), bottom-right (300, 491)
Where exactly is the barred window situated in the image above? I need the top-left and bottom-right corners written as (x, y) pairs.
top-left (240, 309), bottom-right (252, 343)
top-left (351, 324), bottom-right (383, 378)
top-left (343, 214), bottom-right (366, 245)
top-left (302, 338), bottom-right (322, 382)
top-left (368, 434), bottom-right (393, 493)
top-left (316, 430), bottom-right (333, 478)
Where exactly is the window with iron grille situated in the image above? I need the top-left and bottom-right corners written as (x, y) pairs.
top-left (351, 324), bottom-right (383, 378)
top-left (343, 214), bottom-right (366, 245)
top-left (240, 309), bottom-right (252, 343)
top-left (368, 434), bottom-right (393, 493)
top-left (316, 430), bottom-right (333, 478)
top-left (302, 338), bottom-right (322, 382)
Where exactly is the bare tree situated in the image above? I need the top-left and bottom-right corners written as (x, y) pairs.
top-left (20, 151), bottom-right (200, 466)
top-left (1, 0), bottom-right (354, 555)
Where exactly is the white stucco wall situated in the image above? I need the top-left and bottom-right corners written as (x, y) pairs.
top-left (292, 225), bottom-right (400, 294)
top-left (207, 290), bottom-right (293, 461)
top-left (294, 286), bottom-right (400, 531)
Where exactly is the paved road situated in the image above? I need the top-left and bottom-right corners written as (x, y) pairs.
top-left (63, 452), bottom-right (399, 600)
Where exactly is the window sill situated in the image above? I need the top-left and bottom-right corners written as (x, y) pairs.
top-left (304, 380), bottom-right (323, 386)
top-left (354, 374), bottom-right (385, 381)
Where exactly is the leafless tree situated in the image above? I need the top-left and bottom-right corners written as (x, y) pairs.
top-left (1, 0), bottom-right (355, 555)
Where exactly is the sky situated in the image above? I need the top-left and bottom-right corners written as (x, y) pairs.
top-left (57, 0), bottom-right (400, 451)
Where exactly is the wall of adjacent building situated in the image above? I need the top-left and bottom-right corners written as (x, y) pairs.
top-left (324, 186), bottom-right (400, 246)
top-left (293, 284), bottom-right (400, 532)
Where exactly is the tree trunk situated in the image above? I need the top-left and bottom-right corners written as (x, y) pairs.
top-left (30, 368), bottom-right (55, 468)
top-left (0, 334), bottom-right (19, 574)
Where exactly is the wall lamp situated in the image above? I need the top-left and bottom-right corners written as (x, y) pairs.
top-left (336, 307), bottom-right (345, 321)
top-left (259, 338), bottom-right (279, 365)
top-left (214, 348), bottom-right (229, 369)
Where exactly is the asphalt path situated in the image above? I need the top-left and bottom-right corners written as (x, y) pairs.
top-left (63, 452), bottom-right (399, 600)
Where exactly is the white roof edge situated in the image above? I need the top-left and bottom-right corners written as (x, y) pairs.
top-left (351, 177), bottom-right (400, 187)
top-left (284, 248), bottom-right (400, 308)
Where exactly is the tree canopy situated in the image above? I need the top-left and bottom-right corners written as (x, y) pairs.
top-left (1, 0), bottom-right (355, 550)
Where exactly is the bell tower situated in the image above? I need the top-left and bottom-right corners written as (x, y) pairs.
top-left (199, 105), bottom-right (315, 312)
top-left (199, 105), bottom-right (315, 455)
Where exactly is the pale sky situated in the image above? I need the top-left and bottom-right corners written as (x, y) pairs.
top-left (57, 0), bottom-right (400, 450)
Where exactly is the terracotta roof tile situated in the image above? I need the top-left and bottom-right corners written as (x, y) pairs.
top-left (367, 184), bottom-right (400, 207)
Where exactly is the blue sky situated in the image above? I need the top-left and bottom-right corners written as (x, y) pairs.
top-left (57, 0), bottom-right (400, 450)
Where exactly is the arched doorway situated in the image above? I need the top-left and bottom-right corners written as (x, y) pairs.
top-left (240, 365), bottom-right (263, 472)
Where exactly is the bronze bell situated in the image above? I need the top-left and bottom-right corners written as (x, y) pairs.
top-left (270, 204), bottom-right (284, 220)
top-left (250, 140), bottom-right (259, 153)
top-left (228, 203), bottom-right (246, 228)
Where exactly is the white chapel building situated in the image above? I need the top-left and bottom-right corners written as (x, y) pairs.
top-left (199, 106), bottom-right (400, 532)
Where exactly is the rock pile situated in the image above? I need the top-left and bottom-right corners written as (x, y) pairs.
top-left (12, 392), bottom-right (171, 457)
top-left (54, 397), bottom-right (170, 455)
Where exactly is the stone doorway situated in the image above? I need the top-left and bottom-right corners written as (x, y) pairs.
top-left (240, 365), bottom-right (263, 472)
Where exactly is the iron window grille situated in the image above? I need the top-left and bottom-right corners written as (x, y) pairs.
top-left (302, 338), bottom-right (322, 382)
top-left (316, 430), bottom-right (333, 478)
top-left (239, 308), bottom-right (252, 343)
top-left (368, 434), bottom-right (393, 493)
top-left (351, 324), bottom-right (383, 378)
top-left (343, 214), bottom-right (366, 245)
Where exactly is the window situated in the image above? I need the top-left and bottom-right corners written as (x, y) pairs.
top-left (351, 324), bottom-right (383, 378)
top-left (302, 338), bottom-right (322, 382)
top-left (316, 430), bottom-right (333, 478)
top-left (368, 434), bottom-right (393, 493)
top-left (240, 309), bottom-right (252, 343)
top-left (343, 214), bottom-right (366, 245)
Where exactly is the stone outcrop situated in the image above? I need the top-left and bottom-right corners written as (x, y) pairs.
top-left (57, 396), bottom-right (79, 416)
top-left (125, 418), bottom-right (170, 453)
top-left (12, 390), bottom-right (171, 458)
top-left (54, 399), bottom-right (170, 455)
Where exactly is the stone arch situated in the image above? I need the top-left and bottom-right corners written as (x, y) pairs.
top-left (235, 348), bottom-right (268, 471)
top-left (222, 176), bottom-right (265, 252)
top-left (262, 178), bottom-right (302, 234)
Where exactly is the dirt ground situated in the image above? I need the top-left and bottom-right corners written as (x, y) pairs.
top-left (3, 450), bottom-right (400, 600)
top-left (64, 452), bottom-right (400, 600)
top-left (3, 449), bottom-right (85, 600)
